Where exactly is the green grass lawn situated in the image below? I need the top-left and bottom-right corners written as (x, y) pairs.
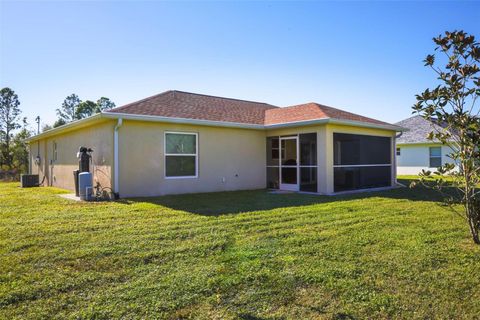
top-left (1, 180), bottom-right (480, 319)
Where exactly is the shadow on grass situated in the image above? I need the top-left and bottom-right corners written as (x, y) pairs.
top-left (118, 178), bottom-right (449, 216)
top-left (333, 313), bottom-right (357, 320)
top-left (238, 314), bottom-right (271, 320)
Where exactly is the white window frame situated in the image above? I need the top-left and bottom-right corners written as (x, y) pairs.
top-left (164, 131), bottom-right (198, 179)
top-left (396, 147), bottom-right (401, 156)
top-left (429, 146), bottom-right (442, 168)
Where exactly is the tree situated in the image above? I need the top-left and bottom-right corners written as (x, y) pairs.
top-left (53, 118), bottom-right (67, 128)
top-left (412, 30), bottom-right (480, 244)
top-left (0, 87), bottom-right (21, 169)
top-left (96, 97), bottom-right (115, 112)
top-left (42, 124), bottom-right (53, 132)
top-left (75, 100), bottom-right (97, 119)
top-left (54, 95), bottom-right (116, 127)
top-left (56, 94), bottom-right (81, 123)
top-left (11, 125), bottom-right (31, 174)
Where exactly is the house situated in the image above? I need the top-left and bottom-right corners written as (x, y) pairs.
top-left (395, 115), bottom-right (458, 175)
top-left (28, 90), bottom-right (404, 197)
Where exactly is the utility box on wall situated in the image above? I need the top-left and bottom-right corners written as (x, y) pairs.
top-left (21, 174), bottom-right (39, 188)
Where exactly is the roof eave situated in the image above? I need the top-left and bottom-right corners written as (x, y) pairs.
top-left (102, 112), bottom-right (265, 129)
top-left (396, 140), bottom-right (455, 146)
top-left (264, 118), bottom-right (330, 129)
top-left (265, 118), bottom-right (405, 132)
top-left (26, 113), bottom-right (104, 142)
top-left (328, 118), bottom-right (407, 132)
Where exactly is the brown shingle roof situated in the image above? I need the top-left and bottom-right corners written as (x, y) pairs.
top-left (264, 102), bottom-right (392, 126)
top-left (108, 90), bottom-right (394, 127)
top-left (109, 90), bottom-right (278, 125)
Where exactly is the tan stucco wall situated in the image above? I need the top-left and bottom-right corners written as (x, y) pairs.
top-left (30, 120), bottom-right (115, 191)
top-left (117, 121), bottom-right (266, 197)
top-left (29, 139), bottom-right (47, 181)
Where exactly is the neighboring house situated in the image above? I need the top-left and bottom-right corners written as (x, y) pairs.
top-left (395, 115), bottom-right (458, 175)
top-left (28, 90), bottom-right (404, 197)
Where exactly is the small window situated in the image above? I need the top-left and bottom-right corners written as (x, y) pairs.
top-left (53, 142), bottom-right (57, 162)
top-left (165, 132), bottom-right (198, 178)
top-left (396, 148), bottom-right (401, 156)
top-left (429, 147), bottom-right (442, 168)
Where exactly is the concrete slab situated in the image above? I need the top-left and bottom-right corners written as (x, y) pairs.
top-left (59, 193), bottom-right (82, 201)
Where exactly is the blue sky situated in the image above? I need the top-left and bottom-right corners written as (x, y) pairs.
top-left (1, 1), bottom-right (479, 128)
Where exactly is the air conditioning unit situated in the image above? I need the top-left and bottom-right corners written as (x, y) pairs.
top-left (21, 174), bottom-right (39, 188)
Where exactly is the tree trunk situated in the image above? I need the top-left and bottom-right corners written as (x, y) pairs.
top-left (5, 130), bottom-right (10, 168)
top-left (468, 220), bottom-right (480, 244)
top-left (466, 203), bottom-right (480, 244)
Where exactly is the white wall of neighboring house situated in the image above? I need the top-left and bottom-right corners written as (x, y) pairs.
top-left (396, 143), bottom-right (458, 175)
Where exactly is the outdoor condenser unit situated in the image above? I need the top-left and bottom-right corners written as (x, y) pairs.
top-left (21, 174), bottom-right (39, 188)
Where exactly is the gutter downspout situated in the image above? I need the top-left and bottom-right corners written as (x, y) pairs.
top-left (394, 131), bottom-right (403, 185)
top-left (114, 118), bottom-right (123, 197)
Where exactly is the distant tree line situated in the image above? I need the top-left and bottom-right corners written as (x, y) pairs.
top-left (0, 87), bottom-right (115, 178)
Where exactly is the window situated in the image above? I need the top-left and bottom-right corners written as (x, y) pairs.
top-left (396, 148), bottom-right (401, 156)
top-left (165, 132), bottom-right (197, 178)
top-left (52, 141), bottom-right (57, 162)
top-left (333, 133), bottom-right (392, 192)
top-left (429, 147), bottom-right (442, 168)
